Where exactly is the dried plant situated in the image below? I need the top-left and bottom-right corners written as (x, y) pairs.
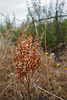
top-left (13, 32), bottom-right (41, 100)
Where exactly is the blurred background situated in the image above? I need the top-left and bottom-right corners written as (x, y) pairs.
top-left (0, 0), bottom-right (67, 49)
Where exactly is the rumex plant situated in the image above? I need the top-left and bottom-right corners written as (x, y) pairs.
top-left (13, 32), bottom-right (41, 100)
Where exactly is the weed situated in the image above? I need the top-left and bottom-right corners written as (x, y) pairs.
top-left (13, 32), bottom-right (41, 100)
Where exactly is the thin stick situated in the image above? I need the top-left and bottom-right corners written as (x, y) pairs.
top-left (0, 79), bottom-right (18, 96)
top-left (32, 81), bottom-right (64, 100)
top-left (45, 18), bottom-right (46, 51)
top-left (10, 94), bottom-right (16, 100)
top-left (27, 75), bottom-right (31, 100)
top-left (45, 16), bottom-right (49, 87)
top-left (37, 85), bottom-right (64, 100)
top-left (34, 20), bottom-right (39, 38)
top-left (59, 63), bottom-right (67, 70)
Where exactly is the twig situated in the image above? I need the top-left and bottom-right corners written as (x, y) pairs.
top-left (10, 94), bottom-right (16, 100)
top-left (0, 79), bottom-right (18, 96)
top-left (48, 42), bottom-right (65, 53)
top-left (34, 20), bottom-right (39, 38)
top-left (59, 63), bottom-right (67, 70)
top-left (32, 81), bottom-right (64, 100)
top-left (45, 16), bottom-right (49, 87)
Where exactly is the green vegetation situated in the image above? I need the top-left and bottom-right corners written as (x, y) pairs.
top-left (0, 0), bottom-right (67, 50)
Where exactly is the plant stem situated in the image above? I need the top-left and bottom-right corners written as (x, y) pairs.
top-left (45, 16), bottom-right (49, 88)
top-left (28, 87), bottom-right (31, 100)
top-left (27, 75), bottom-right (31, 100)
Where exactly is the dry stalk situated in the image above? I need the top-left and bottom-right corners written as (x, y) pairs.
top-left (0, 79), bottom-right (18, 96)
top-left (32, 81), bottom-right (64, 100)
top-left (45, 17), bottom-right (49, 87)
top-left (10, 94), bottom-right (16, 100)
top-left (34, 20), bottom-right (39, 38)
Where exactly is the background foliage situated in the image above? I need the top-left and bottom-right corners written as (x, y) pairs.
top-left (0, 0), bottom-right (67, 50)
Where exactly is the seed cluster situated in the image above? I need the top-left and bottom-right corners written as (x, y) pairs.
top-left (13, 32), bottom-right (41, 83)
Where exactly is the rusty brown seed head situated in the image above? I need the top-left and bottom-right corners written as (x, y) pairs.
top-left (13, 33), bottom-right (41, 83)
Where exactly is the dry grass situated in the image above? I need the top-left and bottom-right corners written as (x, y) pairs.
top-left (0, 31), bottom-right (67, 100)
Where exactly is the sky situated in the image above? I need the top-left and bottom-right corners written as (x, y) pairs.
top-left (0, 0), bottom-right (67, 26)
top-left (0, 0), bottom-right (28, 25)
